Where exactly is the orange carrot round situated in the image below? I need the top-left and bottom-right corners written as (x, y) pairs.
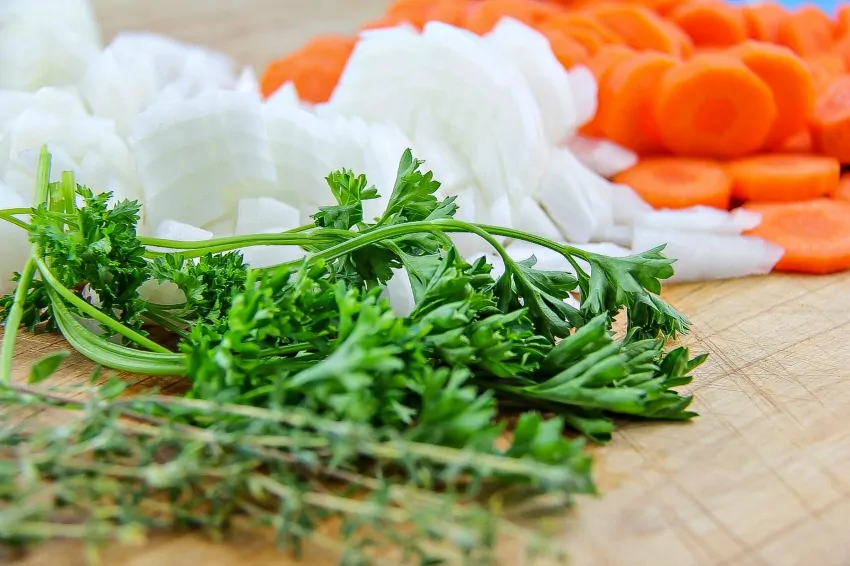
top-left (653, 53), bottom-right (777, 158)
top-left (597, 52), bottom-right (679, 155)
top-left (832, 173), bottom-right (850, 202)
top-left (462, 0), bottom-right (548, 34)
top-left (660, 20), bottom-right (696, 58)
top-left (742, 2), bottom-right (788, 43)
top-left (360, 16), bottom-right (406, 31)
top-left (778, 129), bottom-right (814, 153)
top-left (612, 157), bottom-right (733, 209)
top-left (542, 13), bottom-right (625, 45)
top-left (743, 199), bottom-right (850, 274)
top-left (542, 29), bottom-right (591, 69)
top-left (584, 4), bottom-right (686, 56)
top-left (776, 6), bottom-right (834, 56)
top-left (428, 0), bottom-right (471, 26)
top-left (809, 76), bottom-right (850, 164)
top-left (731, 41), bottom-right (816, 150)
top-left (726, 154), bottom-right (840, 202)
top-left (260, 36), bottom-right (356, 102)
top-left (838, 6), bottom-right (850, 38)
top-left (578, 45), bottom-right (637, 136)
top-left (668, 0), bottom-right (748, 48)
top-left (386, 0), bottom-right (433, 28)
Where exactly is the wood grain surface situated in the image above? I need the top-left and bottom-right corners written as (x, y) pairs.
top-left (7, 2), bottom-right (850, 565)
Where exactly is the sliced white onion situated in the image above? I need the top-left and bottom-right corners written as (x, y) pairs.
top-left (484, 18), bottom-right (577, 144)
top-left (632, 227), bottom-right (783, 283)
top-left (512, 197), bottom-right (562, 242)
top-left (154, 219), bottom-right (213, 242)
top-left (566, 136), bottom-right (638, 178)
top-left (634, 206), bottom-right (763, 235)
top-left (610, 182), bottom-right (653, 226)
top-left (0, 182), bottom-right (31, 294)
top-left (382, 267), bottom-right (416, 317)
top-left (565, 65), bottom-right (598, 130)
top-left (131, 90), bottom-right (276, 230)
top-left (536, 148), bottom-right (604, 244)
top-left (235, 197), bottom-right (301, 235)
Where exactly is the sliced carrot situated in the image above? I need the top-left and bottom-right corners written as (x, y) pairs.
top-left (838, 6), bottom-right (850, 38)
top-left (386, 0), bottom-right (432, 28)
top-left (427, 0), bottom-right (471, 26)
top-left (804, 56), bottom-right (842, 95)
top-left (578, 45), bottom-right (637, 136)
top-left (778, 129), bottom-right (813, 153)
top-left (612, 157), bottom-right (733, 209)
top-left (809, 76), bottom-right (850, 164)
top-left (833, 34), bottom-right (850, 70)
top-left (742, 2), bottom-right (788, 43)
top-left (668, 0), bottom-right (748, 48)
top-left (660, 20), bottom-right (696, 58)
top-left (653, 53), bottom-right (777, 158)
top-left (360, 16), bottom-right (405, 31)
top-left (542, 29), bottom-right (591, 69)
top-left (731, 41), bottom-right (816, 150)
top-left (804, 53), bottom-right (847, 76)
top-left (542, 13), bottom-right (625, 45)
top-left (462, 0), bottom-right (548, 34)
top-left (584, 4), bottom-right (686, 56)
top-left (743, 199), bottom-right (850, 274)
top-left (776, 6), bottom-right (834, 56)
top-left (726, 154), bottom-right (840, 202)
top-left (596, 52), bottom-right (679, 155)
top-left (832, 173), bottom-right (850, 202)
top-left (260, 36), bottom-right (356, 102)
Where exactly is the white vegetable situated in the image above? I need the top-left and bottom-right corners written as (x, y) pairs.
top-left (0, 183), bottom-right (31, 293)
top-left (632, 227), bottom-right (783, 283)
top-left (610, 182), bottom-right (653, 226)
top-left (154, 219), bottom-right (213, 242)
top-left (565, 66), bottom-right (598, 130)
top-left (235, 197), bottom-right (301, 235)
top-left (383, 268), bottom-right (416, 317)
top-left (536, 148), bottom-right (606, 244)
top-left (566, 136), bottom-right (638, 178)
top-left (484, 18), bottom-right (577, 144)
top-left (328, 21), bottom-right (549, 206)
top-left (131, 90), bottom-right (277, 230)
top-left (0, 0), bottom-right (101, 90)
top-left (512, 197), bottom-right (562, 242)
top-left (634, 206), bottom-right (763, 235)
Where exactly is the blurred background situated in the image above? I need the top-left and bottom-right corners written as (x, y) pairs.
top-left (90, 0), bottom-right (390, 69)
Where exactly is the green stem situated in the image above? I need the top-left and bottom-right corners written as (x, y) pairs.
top-left (0, 146), bottom-right (53, 385)
top-left (34, 257), bottom-right (170, 354)
top-left (0, 211), bottom-right (31, 231)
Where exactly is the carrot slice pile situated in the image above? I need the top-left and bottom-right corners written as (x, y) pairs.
top-left (584, 4), bottom-right (687, 56)
top-left (463, 0), bottom-right (547, 34)
top-left (776, 6), bottom-right (834, 56)
top-left (742, 2), bottom-right (788, 43)
top-left (613, 157), bottom-right (733, 209)
top-left (653, 53), bottom-right (777, 158)
top-left (832, 173), bottom-right (850, 202)
top-left (668, 0), bottom-right (748, 48)
top-left (731, 41), bottom-right (816, 149)
top-left (543, 29), bottom-right (591, 68)
top-left (579, 45), bottom-right (637, 135)
top-left (386, 0), bottom-right (433, 28)
top-left (596, 52), bottom-right (678, 154)
top-left (726, 154), bottom-right (840, 202)
top-left (743, 199), bottom-right (850, 274)
top-left (428, 0), bottom-right (471, 26)
top-left (809, 75), bottom-right (850, 164)
top-left (260, 35), bottom-right (357, 103)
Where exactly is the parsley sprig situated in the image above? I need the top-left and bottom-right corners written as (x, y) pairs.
top-left (0, 146), bottom-right (705, 564)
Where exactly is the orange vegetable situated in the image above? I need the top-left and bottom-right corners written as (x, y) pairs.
top-left (832, 173), bottom-right (850, 202)
top-left (542, 13), bottom-right (625, 45)
top-left (596, 52), bottom-right (679, 155)
top-left (731, 41), bottom-right (816, 150)
top-left (653, 53), bottom-right (777, 158)
top-left (428, 0), bottom-right (471, 26)
top-left (579, 45), bottom-right (637, 136)
top-left (743, 199), bottom-right (850, 274)
top-left (543, 29), bottom-right (591, 68)
top-left (462, 0), bottom-right (548, 34)
top-left (726, 154), bottom-right (840, 202)
top-left (584, 4), bottom-right (687, 56)
top-left (833, 34), bottom-right (850, 69)
top-left (543, 28), bottom-right (590, 67)
top-left (776, 6), bottom-right (834, 56)
top-left (838, 6), bottom-right (850, 38)
top-left (668, 0), bottom-right (748, 48)
top-left (260, 36), bottom-right (356, 103)
top-left (804, 56), bottom-right (844, 94)
top-left (741, 2), bottom-right (788, 43)
top-left (360, 16), bottom-right (405, 31)
top-left (386, 0), bottom-right (432, 28)
top-left (612, 157), bottom-right (733, 209)
top-left (778, 129), bottom-right (814, 153)
top-left (809, 75), bottom-right (850, 164)
top-left (660, 20), bottom-right (696, 58)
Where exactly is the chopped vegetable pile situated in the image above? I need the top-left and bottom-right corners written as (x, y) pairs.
top-left (0, 146), bottom-right (704, 563)
top-left (258, 0), bottom-right (850, 276)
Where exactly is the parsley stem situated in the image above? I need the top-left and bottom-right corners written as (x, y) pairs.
top-left (0, 209), bottom-right (31, 231)
top-left (33, 257), bottom-right (171, 354)
top-left (0, 258), bottom-right (36, 384)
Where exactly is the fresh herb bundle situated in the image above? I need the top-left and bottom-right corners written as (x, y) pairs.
top-left (0, 147), bottom-right (705, 565)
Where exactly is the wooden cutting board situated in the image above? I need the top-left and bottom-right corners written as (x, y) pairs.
top-left (9, 2), bottom-right (850, 565)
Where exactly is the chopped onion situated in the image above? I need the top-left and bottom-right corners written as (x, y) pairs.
top-left (382, 267), bottom-right (416, 317)
top-left (634, 206), bottom-right (763, 235)
top-left (0, 183), bottom-right (31, 293)
top-left (565, 65), bottom-right (598, 130)
top-left (566, 136), bottom-right (638, 178)
top-left (632, 227), bottom-right (783, 283)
